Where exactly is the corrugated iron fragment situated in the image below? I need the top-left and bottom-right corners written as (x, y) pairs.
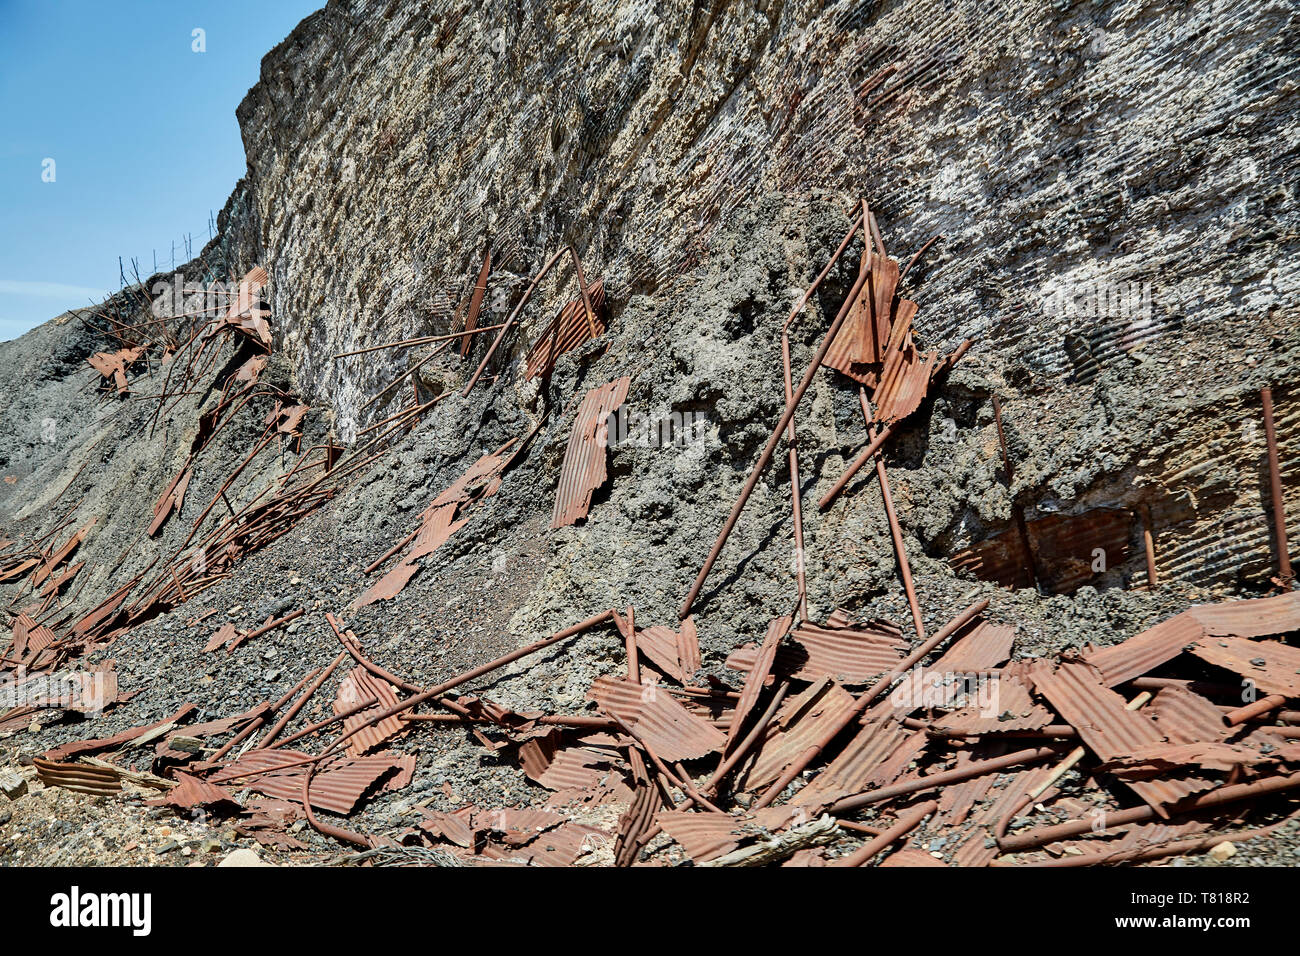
top-left (657, 806), bottom-right (804, 863)
top-left (1028, 660), bottom-right (1211, 813)
top-left (589, 676), bottom-right (726, 761)
top-left (551, 376), bottom-right (631, 529)
top-left (951, 508), bottom-right (1132, 595)
top-left (733, 678), bottom-right (856, 791)
top-left (929, 671), bottom-right (1053, 734)
top-left (524, 280), bottom-right (607, 380)
top-left (33, 757), bottom-right (123, 796)
top-left (1188, 635), bottom-right (1300, 697)
top-left (725, 615), bottom-right (791, 753)
top-left (149, 771), bottom-right (239, 810)
top-left (334, 665), bottom-right (405, 756)
top-left (212, 749), bottom-right (408, 814)
top-left (794, 705), bottom-right (925, 806)
top-left (354, 439), bottom-right (516, 608)
top-left (726, 619), bottom-right (905, 685)
top-left (149, 464), bottom-right (192, 537)
top-left (634, 616), bottom-right (701, 684)
top-left (1086, 591), bottom-right (1300, 687)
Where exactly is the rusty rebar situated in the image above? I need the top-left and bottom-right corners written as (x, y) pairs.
top-left (829, 745), bottom-right (1059, 815)
top-left (835, 799), bottom-right (937, 866)
top-left (753, 599), bottom-right (988, 809)
top-left (781, 333), bottom-right (809, 620)
top-left (817, 423), bottom-right (899, 510)
top-left (1138, 503), bottom-right (1158, 588)
top-left (860, 389), bottom-right (925, 640)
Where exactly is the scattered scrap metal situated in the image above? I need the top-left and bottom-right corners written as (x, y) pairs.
top-left (9, 208), bottom-right (1300, 869)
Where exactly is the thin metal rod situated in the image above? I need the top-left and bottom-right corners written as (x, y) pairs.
top-left (753, 599), bottom-right (988, 809)
top-left (332, 324), bottom-right (506, 359)
top-left (835, 800), bottom-right (937, 867)
top-left (781, 334), bottom-right (809, 620)
top-left (1139, 503), bottom-right (1158, 588)
top-left (860, 389), bottom-right (924, 640)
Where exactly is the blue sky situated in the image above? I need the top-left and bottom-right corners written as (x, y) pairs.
top-left (0, 0), bottom-right (322, 341)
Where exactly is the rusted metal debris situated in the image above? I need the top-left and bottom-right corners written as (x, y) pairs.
top-left (551, 376), bottom-right (631, 529)
top-left (589, 677), bottom-right (726, 762)
top-left (1084, 591), bottom-right (1300, 687)
top-left (726, 618), bottom-right (906, 685)
top-left (355, 439), bottom-right (518, 608)
top-left (463, 245), bottom-right (602, 395)
top-left (460, 248), bottom-right (492, 358)
top-left (22, 583), bottom-right (1300, 866)
top-left (634, 616), bottom-right (701, 685)
top-left (684, 204), bottom-right (970, 617)
top-left (87, 346), bottom-right (147, 396)
top-left (950, 506), bottom-right (1132, 595)
top-left (525, 280), bottom-right (608, 380)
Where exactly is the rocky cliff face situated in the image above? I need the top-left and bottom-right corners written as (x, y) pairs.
top-left (0, 0), bottom-right (1297, 864)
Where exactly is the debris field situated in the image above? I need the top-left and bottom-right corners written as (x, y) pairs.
top-left (3, 202), bottom-right (1299, 868)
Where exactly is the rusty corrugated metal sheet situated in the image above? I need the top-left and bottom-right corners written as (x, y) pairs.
top-left (12, 612), bottom-right (55, 660)
top-left (204, 622), bottom-right (237, 653)
top-left (589, 676), bottom-right (725, 761)
top-left (726, 620), bottom-right (904, 685)
top-left (725, 615), bottom-right (790, 752)
top-left (524, 745), bottom-right (619, 792)
top-left (39, 560), bottom-right (83, 598)
top-left (43, 704), bottom-right (195, 761)
top-left (733, 678), bottom-right (856, 791)
top-left (928, 622), bottom-right (1015, 674)
top-left (794, 705), bottom-right (925, 806)
top-left (1086, 591), bottom-right (1300, 687)
top-left (33, 757), bottom-right (122, 796)
top-left (153, 771), bottom-right (237, 809)
top-left (951, 508), bottom-right (1132, 595)
top-left (950, 763), bottom-right (1056, 867)
top-left (524, 280), bottom-right (607, 380)
top-left (149, 465), bottom-right (191, 537)
top-left (1028, 660), bottom-right (1210, 813)
top-left (212, 749), bottom-right (407, 814)
top-left (1084, 614), bottom-right (1204, 688)
top-left (335, 665), bottom-right (404, 756)
top-left (355, 441), bottom-right (516, 609)
top-left (1188, 636), bottom-right (1300, 696)
top-left (881, 847), bottom-right (948, 866)
top-left (634, 616), bottom-right (701, 684)
top-left (218, 266), bottom-right (271, 347)
top-left (1192, 590), bottom-right (1300, 636)
top-left (873, 304), bottom-right (939, 425)
top-left (656, 807), bottom-right (801, 863)
top-left (822, 253), bottom-right (897, 381)
top-left (929, 672), bottom-right (1053, 734)
top-left (551, 376), bottom-right (631, 529)
top-left (932, 752), bottom-right (1001, 829)
top-left (34, 519), bottom-right (95, 587)
top-left (1099, 740), bottom-right (1282, 775)
top-left (1148, 685), bottom-right (1232, 744)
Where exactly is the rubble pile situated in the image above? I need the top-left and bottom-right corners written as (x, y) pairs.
top-left (6, 205), bottom-right (1297, 867)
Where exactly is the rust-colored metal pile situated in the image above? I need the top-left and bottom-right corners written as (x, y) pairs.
top-left (24, 590), bottom-right (1300, 867)
top-left (11, 208), bottom-right (1300, 868)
